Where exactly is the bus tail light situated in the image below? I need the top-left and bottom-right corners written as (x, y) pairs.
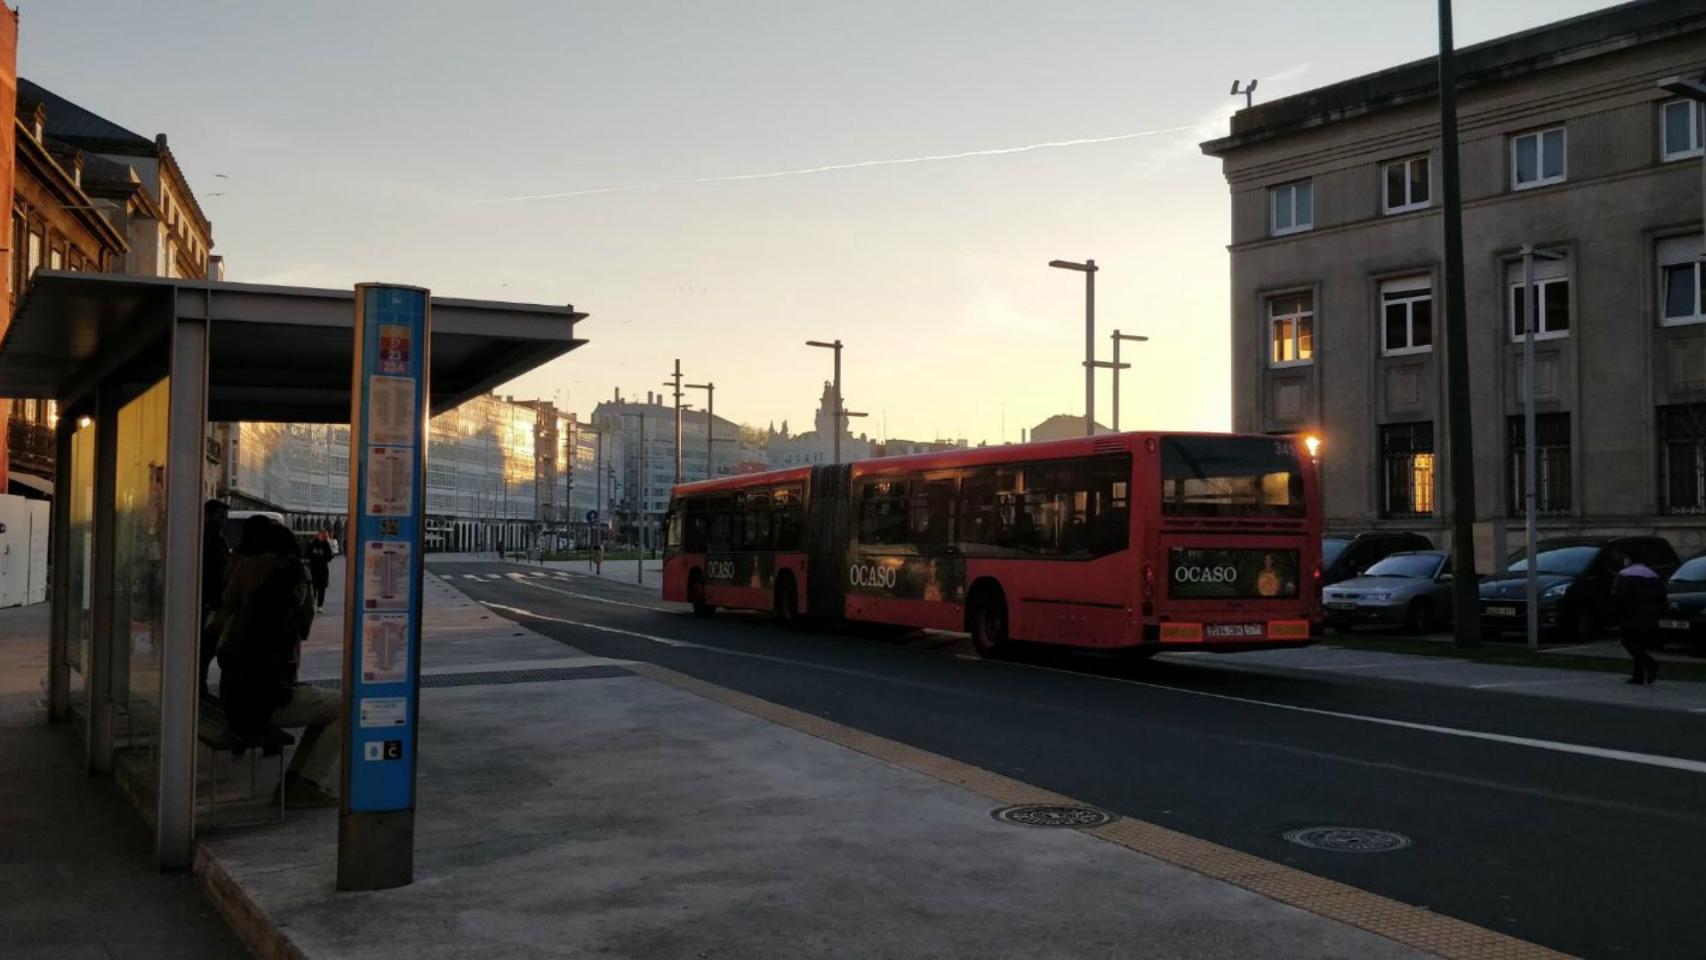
top-left (1142, 564), bottom-right (1155, 600)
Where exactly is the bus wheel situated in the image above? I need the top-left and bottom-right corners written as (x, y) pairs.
top-left (968, 587), bottom-right (1010, 658)
top-left (774, 575), bottom-right (800, 625)
top-left (689, 572), bottom-right (714, 618)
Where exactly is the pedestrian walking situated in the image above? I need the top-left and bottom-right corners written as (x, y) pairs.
top-left (305, 529), bottom-right (335, 612)
top-left (1613, 559), bottom-right (1663, 685)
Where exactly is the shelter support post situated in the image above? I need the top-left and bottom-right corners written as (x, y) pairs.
top-left (157, 302), bottom-right (209, 869)
top-left (48, 416), bottom-right (73, 723)
top-left (86, 388), bottom-right (119, 775)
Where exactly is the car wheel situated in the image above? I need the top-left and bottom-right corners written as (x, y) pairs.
top-left (1403, 600), bottom-right (1435, 635)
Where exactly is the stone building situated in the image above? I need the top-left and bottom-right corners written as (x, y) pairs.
top-left (1200, 0), bottom-right (1705, 558)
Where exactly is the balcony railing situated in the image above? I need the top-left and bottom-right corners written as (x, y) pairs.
top-left (6, 417), bottom-right (56, 480)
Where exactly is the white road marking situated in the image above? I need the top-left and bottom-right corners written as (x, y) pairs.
top-left (1115, 673), bottom-right (1706, 775)
top-left (461, 574), bottom-right (481, 580)
top-left (1471, 678), bottom-right (1585, 690)
top-left (517, 577), bottom-right (676, 612)
top-left (481, 602), bottom-right (702, 648)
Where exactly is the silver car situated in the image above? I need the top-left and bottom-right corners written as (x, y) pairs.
top-left (1321, 550), bottom-right (1453, 634)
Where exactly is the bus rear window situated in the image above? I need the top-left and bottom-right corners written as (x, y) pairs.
top-left (1161, 436), bottom-right (1304, 517)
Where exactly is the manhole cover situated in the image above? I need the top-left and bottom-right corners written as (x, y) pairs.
top-left (992, 804), bottom-right (1115, 829)
top-left (1283, 826), bottom-right (1412, 853)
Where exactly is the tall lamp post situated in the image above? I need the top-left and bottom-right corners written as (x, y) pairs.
top-left (664, 360), bottom-right (684, 486)
top-left (1518, 244), bottom-right (1567, 652)
top-left (806, 339), bottom-right (846, 462)
top-left (686, 381), bottom-right (720, 478)
top-left (1437, 0), bottom-right (1481, 648)
top-left (1048, 258), bottom-right (1098, 436)
top-left (1110, 330), bottom-right (1149, 432)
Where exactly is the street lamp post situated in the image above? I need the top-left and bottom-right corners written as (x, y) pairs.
top-left (806, 339), bottom-right (846, 462)
top-left (686, 381), bottom-right (717, 478)
top-left (1437, 0), bottom-right (1482, 648)
top-left (1110, 330), bottom-right (1149, 432)
top-left (1519, 243), bottom-right (1567, 652)
top-left (664, 360), bottom-right (684, 486)
top-left (1049, 258), bottom-right (1098, 436)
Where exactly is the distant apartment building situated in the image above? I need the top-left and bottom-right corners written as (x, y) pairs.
top-left (591, 390), bottom-right (745, 547)
top-left (1200, 0), bottom-right (1706, 559)
top-left (1027, 415), bottom-right (1111, 444)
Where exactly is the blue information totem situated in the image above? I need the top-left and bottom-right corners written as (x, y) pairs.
top-left (337, 284), bottom-right (429, 891)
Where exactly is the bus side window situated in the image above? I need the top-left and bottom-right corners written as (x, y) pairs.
top-left (683, 498), bottom-right (709, 553)
top-left (958, 469), bottom-right (997, 545)
top-left (744, 490), bottom-right (773, 551)
top-left (911, 478), bottom-right (956, 549)
top-left (707, 496), bottom-right (734, 552)
top-left (859, 479), bottom-right (909, 546)
top-left (773, 485), bottom-right (803, 551)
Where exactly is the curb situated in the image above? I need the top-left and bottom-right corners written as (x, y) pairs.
top-left (195, 842), bottom-right (309, 960)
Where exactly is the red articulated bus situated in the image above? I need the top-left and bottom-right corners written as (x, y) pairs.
top-left (662, 432), bottom-right (1320, 656)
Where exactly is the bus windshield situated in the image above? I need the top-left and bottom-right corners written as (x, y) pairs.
top-left (1161, 436), bottom-right (1304, 517)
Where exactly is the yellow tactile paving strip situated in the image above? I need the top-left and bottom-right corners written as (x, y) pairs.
top-left (630, 662), bottom-right (1575, 960)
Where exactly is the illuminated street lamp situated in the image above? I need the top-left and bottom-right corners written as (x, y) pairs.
top-left (1303, 434), bottom-right (1322, 462)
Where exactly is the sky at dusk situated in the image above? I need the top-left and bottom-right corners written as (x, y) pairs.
top-left (20, 1), bottom-right (1617, 444)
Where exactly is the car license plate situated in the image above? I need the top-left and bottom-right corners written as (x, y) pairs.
top-left (1661, 619), bottom-right (1690, 630)
top-left (1485, 606), bottom-right (1518, 617)
top-left (1326, 600), bottom-right (1357, 611)
top-left (1205, 623), bottom-right (1262, 639)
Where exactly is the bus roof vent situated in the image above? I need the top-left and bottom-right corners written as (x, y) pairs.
top-left (1092, 437), bottom-right (1123, 453)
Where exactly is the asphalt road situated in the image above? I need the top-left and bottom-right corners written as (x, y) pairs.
top-left (429, 560), bottom-right (1706, 960)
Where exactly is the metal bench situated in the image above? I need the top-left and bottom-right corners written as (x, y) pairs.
top-left (198, 699), bottom-right (295, 823)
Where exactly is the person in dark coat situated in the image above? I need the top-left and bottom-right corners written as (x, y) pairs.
top-left (1613, 560), bottom-right (1664, 685)
top-left (305, 529), bottom-right (335, 612)
top-left (217, 516), bottom-right (339, 807)
top-left (199, 500), bottom-right (230, 700)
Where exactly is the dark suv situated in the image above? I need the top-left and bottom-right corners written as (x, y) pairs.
top-left (1478, 536), bottom-right (1679, 643)
top-left (1320, 531), bottom-right (1435, 587)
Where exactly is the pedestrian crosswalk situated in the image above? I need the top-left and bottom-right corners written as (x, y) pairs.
top-left (457, 571), bottom-right (586, 583)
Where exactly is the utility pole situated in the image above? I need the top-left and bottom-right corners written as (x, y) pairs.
top-left (686, 381), bottom-right (717, 478)
top-left (664, 360), bottom-right (684, 486)
top-left (806, 339), bottom-right (845, 462)
top-left (1438, 0), bottom-right (1481, 648)
top-left (1110, 330), bottom-right (1149, 432)
top-left (1519, 244), bottom-right (1566, 652)
top-left (1049, 258), bottom-right (1098, 436)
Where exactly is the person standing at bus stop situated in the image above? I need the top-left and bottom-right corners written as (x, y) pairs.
top-left (199, 499), bottom-right (230, 701)
top-left (1614, 559), bottom-right (1663, 685)
top-left (306, 529), bottom-right (335, 612)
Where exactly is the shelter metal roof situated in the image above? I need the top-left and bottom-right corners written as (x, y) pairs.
top-left (0, 271), bottom-right (588, 422)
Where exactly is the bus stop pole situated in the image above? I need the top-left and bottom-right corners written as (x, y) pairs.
top-left (337, 284), bottom-right (430, 891)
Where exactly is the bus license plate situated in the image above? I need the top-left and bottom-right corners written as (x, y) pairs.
top-left (1326, 600), bottom-right (1357, 611)
top-left (1485, 606), bottom-right (1517, 618)
top-left (1205, 623), bottom-right (1262, 639)
top-left (1661, 619), bottom-right (1690, 630)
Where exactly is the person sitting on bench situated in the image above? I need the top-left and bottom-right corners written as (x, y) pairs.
top-left (217, 515), bottom-right (341, 808)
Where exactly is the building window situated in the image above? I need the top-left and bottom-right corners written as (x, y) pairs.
top-left (1662, 99), bottom-right (1704, 161)
top-left (1511, 127), bottom-right (1566, 189)
top-left (1508, 412), bottom-right (1571, 516)
top-left (1381, 422), bottom-right (1435, 518)
top-left (1380, 276), bottom-right (1433, 355)
top-left (1267, 291), bottom-right (1314, 366)
top-left (1506, 255), bottom-right (1570, 341)
top-left (26, 229), bottom-right (41, 278)
top-left (1659, 235), bottom-right (1705, 325)
top-left (1270, 180), bottom-right (1313, 236)
top-left (1660, 405), bottom-right (1706, 514)
top-left (49, 247), bottom-right (63, 270)
top-left (1382, 156), bottom-right (1430, 213)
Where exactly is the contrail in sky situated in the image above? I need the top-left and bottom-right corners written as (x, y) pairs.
top-left (501, 124), bottom-right (1195, 202)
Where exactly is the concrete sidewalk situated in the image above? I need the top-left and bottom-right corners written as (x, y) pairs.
top-left (0, 601), bottom-right (251, 960)
top-left (188, 576), bottom-right (1571, 960)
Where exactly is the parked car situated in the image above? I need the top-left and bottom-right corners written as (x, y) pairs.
top-left (1659, 551), bottom-right (1706, 653)
top-left (1321, 550), bottom-right (1453, 633)
top-left (1320, 531), bottom-right (1434, 587)
top-left (1478, 536), bottom-right (1679, 643)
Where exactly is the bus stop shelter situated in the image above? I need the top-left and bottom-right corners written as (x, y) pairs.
top-left (0, 270), bottom-right (586, 868)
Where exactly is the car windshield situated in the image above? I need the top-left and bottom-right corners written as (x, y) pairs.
top-left (1506, 546), bottom-right (1599, 576)
top-left (1670, 556), bottom-right (1706, 584)
top-left (1364, 554), bottom-right (1442, 579)
top-left (1322, 538), bottom-right (1350, 568)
